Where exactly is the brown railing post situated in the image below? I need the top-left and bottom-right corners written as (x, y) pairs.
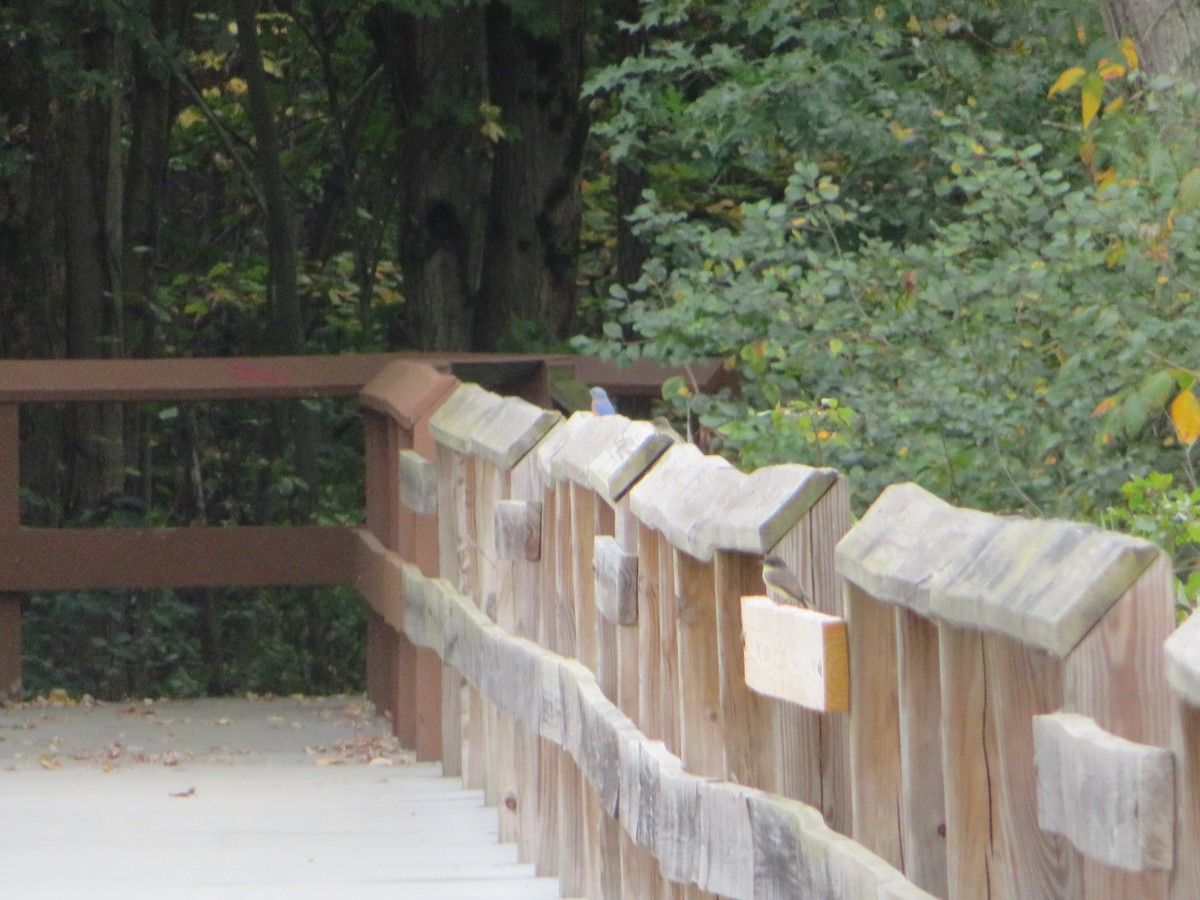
top-left (0, 403), bottom-right (20, 699)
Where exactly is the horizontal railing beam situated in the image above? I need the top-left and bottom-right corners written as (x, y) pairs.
top-left (0, 525), bottom-right (360, 591)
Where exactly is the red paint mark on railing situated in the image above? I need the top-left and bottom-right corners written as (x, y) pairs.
top-left (230, 361), bottom-right (295, 387)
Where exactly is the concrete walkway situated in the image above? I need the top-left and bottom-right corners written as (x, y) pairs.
top-left (0, 695), bottom-right (565, 899)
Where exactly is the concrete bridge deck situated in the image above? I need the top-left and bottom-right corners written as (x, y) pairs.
top-left (0, 695), bottom-right (565, 899)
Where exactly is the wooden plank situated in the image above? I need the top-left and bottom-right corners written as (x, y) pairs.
top-left (628, 443), bottom-right (708, 534)
top-left (674, 552), bottom-right (726, 778)
top-left (938, 623), bottom-right (991, 898)
top-left (895, 608), bottom-right (948, 898)
top-left (594, 535), bottom-right (638, 625)
top-left (834, 482), bottom-right (1000, 614)
top-left (696, 464), bottom-right (838, 560)
top-left (585, 418), bottom-right (674, 502)
top-left (437, 447), bottom-right (465, 778)
top-left (494, 500), bottom-right (542, 561)
top-left (427, 384), bottom-right (505, 455)
top-left (553, 414), bottom-right (636, 487)
top-left (741, 596), bottom-right (848, 712)
top-left (399, 449), bottom-right (438, 515)
top-left (1034, 712), bottom-right (1174, 871)
top-left (1063, 556), bottom-right (1174, 898)
top-left (469, 397), bottom-right (561, 470)
top-left (697, 781), bottom-right (755, 898)
top-left (638, 524), bottom-right (666, 741)
top-left (658, 461), bottom-right (744, 560)
top-left (0, 525), bottom-right (359, 591)
top-left (0, 404), bottom-right (18, 527)
top-left (715, 552), bottom-right (777, 792)
top-left (847, 582), bottom-right (903, 871)
top-left (932, 518), bottom-right (1162, 657)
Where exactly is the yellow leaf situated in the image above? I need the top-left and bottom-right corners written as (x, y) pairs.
top-left (1091, 396), bottom-right (1117, 417)
top-left (1171, 389), bottom-right (1200, 446)
top-left (1081, 71), bottom-right (1104, 128)
top-left (1076, 25), bottom-right (1086, 43)
top-left (1099, 62), bottom-right (1126, 81)
top-left (1079, 140), bottom-right (1095, 170)
top-left (176, 107), bottom-right (203, 129)
top-left (1104, 97), bottom-right (1125, 116)
top-left (1120, 37), bottom-right (1140, 71)
top-left (1094, 167), bottom-right (1116, 190)
top-left (874, 6), bottom-right (885, 20)
top-left (889, 120), bottom-right (914, 141)
top-left (225, 77), bottom-right (248, 95)
top-left (1047, 66), bottom-right (1086, 98)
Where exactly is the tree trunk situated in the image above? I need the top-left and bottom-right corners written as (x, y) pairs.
top-left (476, 1), bottom-right (588, 350)
top-left (1105, 0), bottom-right (1200, 76)
top-left (369, 6), bottom-right (492, 351)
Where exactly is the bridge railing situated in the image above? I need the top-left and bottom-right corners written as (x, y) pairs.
top-left (399, 378), bottom-right (1200, 900)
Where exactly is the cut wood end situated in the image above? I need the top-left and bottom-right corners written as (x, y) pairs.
top-left (742, 595), bottom-right (849, 712)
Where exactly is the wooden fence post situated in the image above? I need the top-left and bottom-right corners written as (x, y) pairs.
top-left (838, 481), bottom-right (1175, 899)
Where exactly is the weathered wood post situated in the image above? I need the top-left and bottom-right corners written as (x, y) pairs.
top-left (360, 362), bottom-right (457, 760)
top-left (428, 384), bottom-right (559, 864)
top-left (0, 403), bottom-right (20, 699)
top-left (838, 482), bottom-right (1175, 899)
top-left (1166, 609), bottom-right (1200, 898)
top-left (535, 410), bottom-right (673, 900)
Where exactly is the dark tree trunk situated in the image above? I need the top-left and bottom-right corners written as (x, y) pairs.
top-left (476, 1), bottom-right (588, 350)
top-left (369, 6), bottom-right (491, 351)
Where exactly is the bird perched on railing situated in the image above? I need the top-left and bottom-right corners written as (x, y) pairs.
top-left (761, 555), bottom-right (813, 608)
top-left (590, 386), bottom-right (617, 415)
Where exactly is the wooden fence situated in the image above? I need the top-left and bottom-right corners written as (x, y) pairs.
top-left (3, 356), bottom-right (1199, 898)
top-left (354, 373), bottom-right (1200, 899)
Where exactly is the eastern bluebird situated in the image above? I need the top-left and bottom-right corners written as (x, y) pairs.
top-left (761, 556), bottom-right (813, 608)
top-left (590, 386), bottom-right (617, 415)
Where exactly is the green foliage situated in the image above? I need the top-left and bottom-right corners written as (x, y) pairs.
top-left (1105, 472), bottom-right (1200, 614)
top-left (581, 0), bottom-right (1200, 527)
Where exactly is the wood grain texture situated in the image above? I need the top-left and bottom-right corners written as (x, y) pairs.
top-left (658, 461), bottom-right (745, 560)
top-left (354, 533), bottom-right (933, 899)
top-left (399, 448), bottom-right (438, 515)
top-left (584, 418), bottom-right (674, 502)
top-left (715, 553), bottom-right (778, 791)
top-left (468, 396), bottom-right (561, 470)
top-left (846, 582), bottom-right (904, 872)
top-left (932, 518), bottom-right (1162, 657)
top-left (742, 596), bottom-right (849, 712)
top-left (427, 383), bottom-right (504, 454)
top-left (1171, 698), bottom-right (1200, 900)
top-left (494, 500), bottom-right (542, 561)
top-left (697, 464), bottom-right (838, 560)
top-left (628, 443), bottom-right (708, 534)
top-left (594, 535), bottom-right (638, 626)
top-left (1034, 712), bottom-right (1174, 871)
top-left (894, 608), bottom-right (947, 898)
top-left (675, 552), bottom-right (726, 778)
top-left (834, 482), bottom-right (1000, 614)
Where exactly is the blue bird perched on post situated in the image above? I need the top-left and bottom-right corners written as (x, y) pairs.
top-left (589, 386), bottom-right (617, 416)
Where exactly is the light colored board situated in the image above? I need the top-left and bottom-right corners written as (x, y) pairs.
top-left (469, 396), bottom-right (561, 470)
top-left (834, 482), bottom-right (1000, 614)
top-left (1166, 606), bottom-right (1200, 708)
top-left (594, 534), bottom-right (638, 626)
top-left (675, 551), bottom-right (726, 778)
top-left (628, 443), bottom-right (709, 533)
top-left (614, 503), bottom-right (644, 728)
top-left (658, 532), bottom-right (683, 754)
top-left (428, 383), bottom-right (504, 454)
top-left (638, 523), bottom-right (666, 741)
top-left (938, 622), bottom-right (991, 898)
top-left (846, 581), bottom-right (904, 872)
top-left (741, 596), bottom-right (848, 712)
top-left (696, 464), bottom-right (839, 560)
top-left (585, 418), bottom-right (675, 501)
top-left (1034, 712), bottom-right (1174, 871)
top-left (659, 460), bottom-right (745, 560)
top-left (494, 499), bottom-right (542, 561)
top-left (399, 448), bottom-right (438, 515)
top-left (932, 517), bottom-right (1163, 657)
top-left (895, 608), bottom-right (948, 898)
top-left (697, 781), bottom-right (756, 898)
top-left (552, 413), bottom-right (638, 486)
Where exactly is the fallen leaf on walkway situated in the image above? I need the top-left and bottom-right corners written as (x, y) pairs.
top-left (169, 787), bottom-right (196, 798)
top-left (39, 756), bottom-right (61, 770)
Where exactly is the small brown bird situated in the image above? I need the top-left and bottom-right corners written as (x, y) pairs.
top-left (762, 556), bottom-right (813, 608)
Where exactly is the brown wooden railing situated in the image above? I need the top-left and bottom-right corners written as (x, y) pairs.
top-left (4, 355), bottom-right (1200, 899)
